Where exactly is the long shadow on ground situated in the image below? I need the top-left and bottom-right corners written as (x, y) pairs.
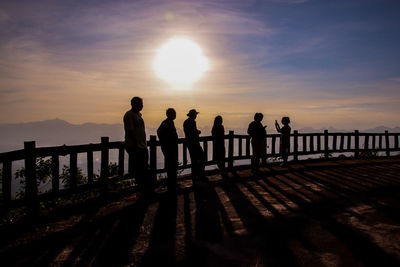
top-left (1, 160), bottom-right (400, 266)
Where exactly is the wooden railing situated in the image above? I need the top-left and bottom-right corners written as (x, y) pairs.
top-left (1, 130), bottom-right (399, 212)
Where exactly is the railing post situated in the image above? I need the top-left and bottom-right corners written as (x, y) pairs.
top-left (25, 141), bottom-right (38, 217)
top-left (324, 130), bottom-right (329, 159)
top-left (354, 130), bottom-right (359, 158)
top-left (385, 130), bottom-right (390, 157)
top-left (2, 161), bottom-right (12, 205)
top-left (51, 155), bottom-right (59, 195)
top-left (149, 135), bottom-right (157, 183)
top-left (293, 130), bottom-right (298, 161)
top-left (100, 137), bottom-right (109, 182)
top-left (228, 131), bottom-right (234, 169)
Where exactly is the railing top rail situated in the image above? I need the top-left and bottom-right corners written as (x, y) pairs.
top-left (1, 131), bottom-right (399, 163)
top-left (0, 149), bottom-right (25, 162)
top-left (0, 142), bottom-right (127, 163)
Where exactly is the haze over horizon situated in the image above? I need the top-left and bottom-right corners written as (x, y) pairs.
top-left (1, 0), bottom-right (400, 130)
top-left (2, 117), bottom-right (400, 132)
top-left (2, 117), bottom-right (400, 153)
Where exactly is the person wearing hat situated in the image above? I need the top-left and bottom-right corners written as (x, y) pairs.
top-left (183, 109), bottom-right (205, 179)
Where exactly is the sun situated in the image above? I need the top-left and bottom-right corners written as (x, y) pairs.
top-left (153, 38), bottom-right (209, 86)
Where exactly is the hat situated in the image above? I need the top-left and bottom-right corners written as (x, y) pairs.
top-left (187, 109), bottom-right (199, 116)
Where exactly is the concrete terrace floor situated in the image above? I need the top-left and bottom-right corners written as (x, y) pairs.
top-left (1, 158), bottom-right (400, 266)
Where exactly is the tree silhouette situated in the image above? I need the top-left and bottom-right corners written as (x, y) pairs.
top-left (15, 157), bottom-right (87, 197)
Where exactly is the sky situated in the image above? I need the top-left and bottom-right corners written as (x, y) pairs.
top-left (1, 0), bottom-right (400, 131)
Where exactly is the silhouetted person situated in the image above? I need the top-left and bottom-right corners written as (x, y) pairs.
top-left (157, 108), bottom-right (178, 192)
top-left (183, 109), bottom-right (205, 179)
top-left (275, 116), bottom-right (291, 166)
top-left (247, 113), bottom-right (267, 172)
top-left (212, 115), bottom-right (225, 171)
top-left (124, 97), bottom-right (153, 195)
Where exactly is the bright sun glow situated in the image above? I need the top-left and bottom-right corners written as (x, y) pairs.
top-left (153, 38), bottom-right (209, 86)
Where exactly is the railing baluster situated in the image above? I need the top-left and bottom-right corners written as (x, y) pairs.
top-left (317, 134), bottom-right (321, 152)
top-left (395, 134), bottom-right (399, 149)
top-left (293, 130), bottom-right (298, 161)
top-left (303, 135), bottom-right (307, 153)
top-left (203, 140), bottom-right (208, 163)
top-left (354, 130), bottom-right (359, 158)
top-left (246, 136), bottom-right (251, 157)
top-left (339, 134), bottom-right (344, 151)
top-left (100, 137), bottom-right (109, 182)
top-left (25, 141), bottom-right (38, 217)
top-left (87, 150), bottom-right (94, 183)
top-left (271, 136), bottom-right (276, 155)
top-left (379, 134), bottom-right (383, 150)
top-left (310, 135), bottom-right (314, 152)
top-left (364, 134), bottom-right (369, 150)
top-left (70, 152), bottom-right (78, 188)
top-left (183, 143), bottom-right (188, 167)
top-left (262, 135), bottom-right (267, 165)
top-left (347, 133), bottom-right (351, 151)
top-left (238, 137), bottom-right (243, 157)
top-left (2, 160), bottom-right (12, 205)
top-left (118, 146), bottom-right (124, 178)
top-left (52, 155), bottom-right (59, 194)
top-left (332, 134), bottom-right (337, 152)
top-left (228, 131), bottom-right (234, 169)
top-left (324, 130), bottom-right (329, 158)
top-left (385, 130), bottom-right (390, 157)
top-left (372, 134), bottom-right (376, 150)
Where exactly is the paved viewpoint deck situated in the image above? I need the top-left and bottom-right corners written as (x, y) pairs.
top-left (1, 159), bottom-right (400, 266)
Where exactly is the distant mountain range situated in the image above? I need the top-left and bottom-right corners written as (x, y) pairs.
top-left (0, 119), bottom-right (125, 152)
top-left (1, 119), bottom-right (399, 152)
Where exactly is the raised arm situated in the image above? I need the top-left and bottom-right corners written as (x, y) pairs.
top-left (275, 120), bottom-right (281, 132)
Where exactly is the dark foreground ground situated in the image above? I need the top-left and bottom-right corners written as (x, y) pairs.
top-left (1, 158), bottom-right (400, 266)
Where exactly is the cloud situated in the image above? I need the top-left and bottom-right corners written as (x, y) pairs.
top-left (268, 0), bottom-right (309, 3)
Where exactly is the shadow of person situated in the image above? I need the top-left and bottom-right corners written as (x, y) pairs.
top-left (188, 176), bottom-right (224, 266)
top-left (23, 196), bottom-right (153, 267)
top-left (139, 193), bottom-right (178, 266)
